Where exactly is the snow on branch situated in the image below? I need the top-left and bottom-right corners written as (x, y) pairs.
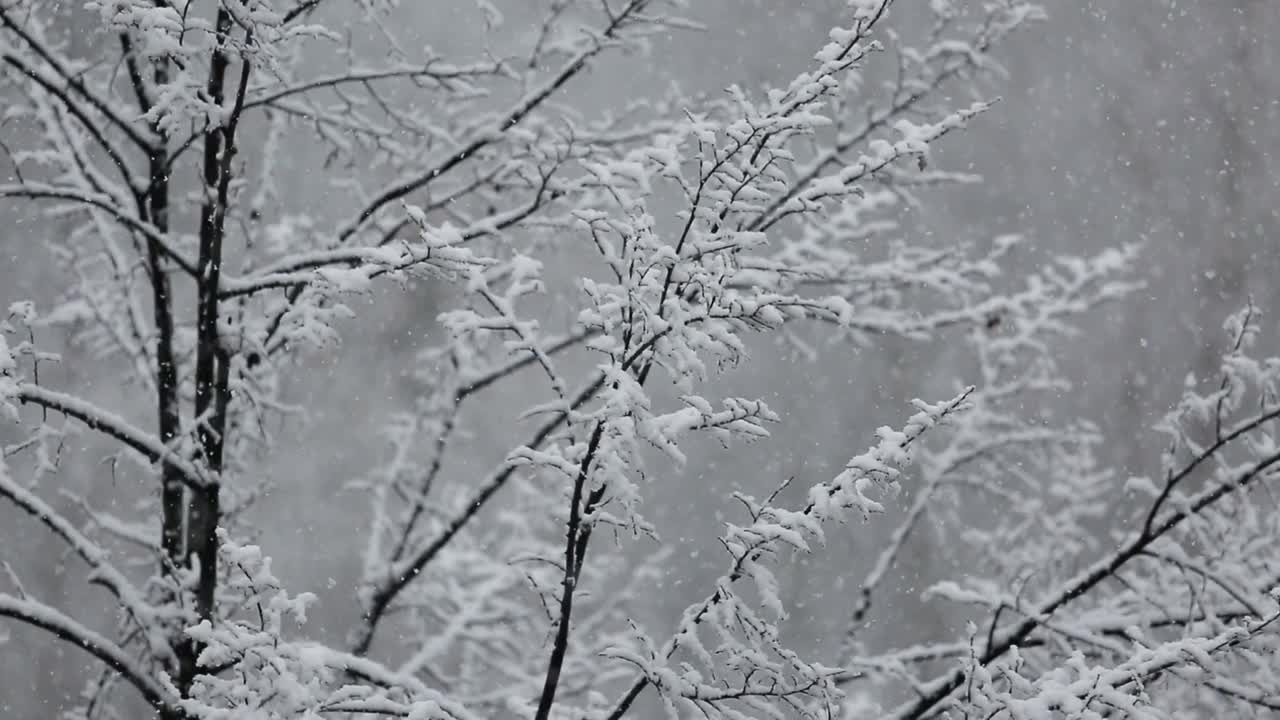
top-left (12, 1), bottom-right (1275, 720)
top-left (0, 451), bottom-right (176, 713)
top-left (5, 383), bottom-right (210, 489)
top-left (883, 305), bottom-right (1280, 719)
top-left (0, 469), bottom-right (175, 661)
top-left (597, 391), bottom-right (973, 720)
top-left (0, 594), bottom-right (176, 712)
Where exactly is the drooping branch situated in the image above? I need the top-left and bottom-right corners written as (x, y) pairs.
top-left (0, 184), bottom-right (197, 275)
top-left (11, 384), bottom-right (209, 489)
top-left (0, 470), bottom-right (168, 657)
top-left (0, 595), bottom-right (175, 712)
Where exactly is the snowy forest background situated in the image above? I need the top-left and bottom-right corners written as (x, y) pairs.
top-left (2, 0), bottom-right (1280, 718)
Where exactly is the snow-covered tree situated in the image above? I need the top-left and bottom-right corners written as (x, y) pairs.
top-left (3, 1), bottom-right (1278, 718)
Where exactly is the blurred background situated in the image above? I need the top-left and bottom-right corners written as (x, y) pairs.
top-left (2, 0), bottom-right (1278, 716)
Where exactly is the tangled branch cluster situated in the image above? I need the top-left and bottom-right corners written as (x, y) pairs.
top-left (3, 1), bottom-right (1278, 719)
